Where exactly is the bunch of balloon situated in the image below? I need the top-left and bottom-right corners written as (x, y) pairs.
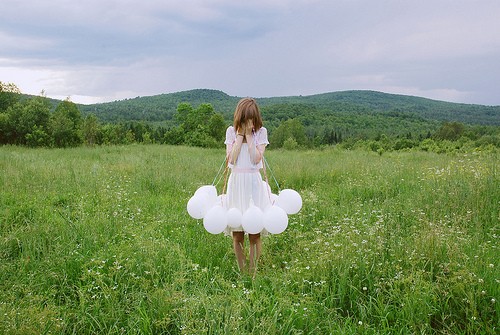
top-left (186, 185), bottom-right (226, 234)
top-left (263, 188), bottom-right (302, 234)
top-left (187, 184), bottom-right (302, 235)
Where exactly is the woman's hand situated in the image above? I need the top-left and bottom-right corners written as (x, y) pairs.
top-left (238, 123), bottom-right (246, 136)
top-left (245, 120), bottom-right (254, 136)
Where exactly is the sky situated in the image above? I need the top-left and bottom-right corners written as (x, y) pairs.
top-left (1, 0), bottom-right (500, 106)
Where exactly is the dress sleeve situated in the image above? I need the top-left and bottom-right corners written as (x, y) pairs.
top-left (255, 127), bottom-right (269, 146)
top-left (225, 126), bottom-right (236, 156)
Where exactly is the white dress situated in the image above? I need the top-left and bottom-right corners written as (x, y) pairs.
top-left (224, 126), bottom-right (271, 235)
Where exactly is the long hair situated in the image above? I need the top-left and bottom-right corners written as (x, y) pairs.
top-left (233, 98), bottom-right (263, 132)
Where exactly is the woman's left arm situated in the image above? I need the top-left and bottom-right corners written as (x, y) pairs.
top-left (246, 132), bottom-right (266, 164)
top-left (253, 144), bottom-right (266, 164)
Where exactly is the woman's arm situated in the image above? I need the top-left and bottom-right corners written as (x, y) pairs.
top-left (252, 143), bottom-right (266, 164)
top-left (246, 130), bottom-right (266, 165)
top-left (229, 128), bottom-right (245, 165)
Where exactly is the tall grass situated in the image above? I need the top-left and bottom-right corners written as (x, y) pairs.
top-left (0, 145), bottom-right (498, 334)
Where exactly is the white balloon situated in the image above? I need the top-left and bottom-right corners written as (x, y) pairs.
top-left (263, 206), bottom-right (288, 234)
top-left (216, 194), bottom-right (227, 207)
top-left (270, 193), bottom-right (278, 205)
top-left (195, 185), bottom-right (217, 196)
top-left (187, 194), bottom-right (209, 219)
top-left (241, 205), bottom-right (264, 234)
top-left (203, 205), bottom-right (227, 234)
top-left (226, 207), bottom-right (242, 228)
top-left (276, 189), bottom-right (302, 214)
top-left (195, 185), bottom-right (217, 207)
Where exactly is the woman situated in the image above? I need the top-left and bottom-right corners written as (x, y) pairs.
top-left (224, 97), bottom-right (270, 275)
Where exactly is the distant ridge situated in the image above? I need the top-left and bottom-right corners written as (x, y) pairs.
top-left (77, 89), bottom-right (500, 125)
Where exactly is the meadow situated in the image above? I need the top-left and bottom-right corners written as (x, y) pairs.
top-left (0, 145), bottom-right (498, 334)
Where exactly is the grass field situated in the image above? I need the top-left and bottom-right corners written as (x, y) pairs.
top-left (0, 145), bottom-right (498, 334)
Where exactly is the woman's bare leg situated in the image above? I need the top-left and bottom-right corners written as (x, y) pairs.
top-left (232, 232), bottom-right (246, 272)
top-left (248, 233), bottom-right (262, 276)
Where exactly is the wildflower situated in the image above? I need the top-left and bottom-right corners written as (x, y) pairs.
top-left (358, 321), bottom-right (363, 325)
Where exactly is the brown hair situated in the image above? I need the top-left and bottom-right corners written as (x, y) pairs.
top-left (232, 97), bottom-right (263, 132)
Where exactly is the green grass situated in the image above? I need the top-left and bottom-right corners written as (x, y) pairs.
top-left (0, 145), bottom-right (498, 334)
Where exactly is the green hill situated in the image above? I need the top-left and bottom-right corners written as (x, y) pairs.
top-left (79, 89), bottom-right (239, 123)
top-left (79, 89), bottom-right (500, 127)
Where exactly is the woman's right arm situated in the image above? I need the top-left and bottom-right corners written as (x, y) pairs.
top-left (229, 127), bottom-right (245, 164)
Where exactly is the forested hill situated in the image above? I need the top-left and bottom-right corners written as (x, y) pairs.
top-left (79, 89), bottom-right (500, 126)
top-left (79, 89), bottom-right (240, 123)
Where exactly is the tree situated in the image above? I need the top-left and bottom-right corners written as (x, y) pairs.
top-left (0, 81), bottom-right (21, 112)
top-left (283, 137), bottom-right (299, 150)
top-left (185, 126), bottom-right (218, 148)
top-left (7, 97), bottom-right (51, 145)
top-left (164, 126), bottom-right (185, 145)
top-left (170, 102), bottom-right (225, 148)
top-left (25, 125), bottom-right (51, 147)
top-left (0, 112), bottom-right (10, 144)
top-left (82, 114), bottom-right (100, 146)
top-left (100, 123), bottom-right (134, 145)
top-left (50, 99), bottom-right (83, 147)
top-left (433, 122), bottom-right (465, 141)
top-left (174, 103), bottom-right (194, 129)
top-left (183, 103), bottom-right (214, 133)
top-left (322, 128), bottom-right (341, 145)
top-left (270, 119), bottom-right (307, 148)
top-left (207, 113), bottom-right (227, 142)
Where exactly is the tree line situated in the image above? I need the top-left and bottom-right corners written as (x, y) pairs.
top-left (1, 82), bottom-right (499, 152)
top-left (0, 82), bottom-right (228, 147)
top-left (1, 83), bottom-right (84, 147)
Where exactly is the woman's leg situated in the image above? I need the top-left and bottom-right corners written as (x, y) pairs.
top-left (232, 231), bottom-right (246, 272)
top-left (248, 233), bottom-right (262, 275)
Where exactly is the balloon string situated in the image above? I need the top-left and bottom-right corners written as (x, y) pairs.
top-left (261, 155), bottom-right (271, 203)
top-left (221, 155), bottom-right (230, 196)
top-left (212, 154), bottom-right (228, 186)
top-left (211, 154), bottom-right (230, 208)
top-left (263, 156), bottom-right (281, 193)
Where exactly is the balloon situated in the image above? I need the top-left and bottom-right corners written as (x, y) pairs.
top-left (195, 185), bottom-right (217, 197)
top-left (276, 189), bottom-right (302, 214)
top-left (226, 207), bottom-right (243, 228)
top-left (187, 194), bottom-right (210, 219)
top-left (241, 205), bottom-right (264, 234)
top-left (263, 205), bottom-right (288, 234)
top-left (216, 194), bottom-right (227, 207)
top-left (195, 185), bottom-right (217, 207)
top-left (270, 193), bottom-right (278, 205)
top-left (203, 205), bottom-right (227, 234)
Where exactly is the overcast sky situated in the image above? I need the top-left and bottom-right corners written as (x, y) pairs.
top-left (1, 0), bottom-right (499, 105)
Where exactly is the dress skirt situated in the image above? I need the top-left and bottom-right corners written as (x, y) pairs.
top-left (224, 143), bottom-right (271, 236)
